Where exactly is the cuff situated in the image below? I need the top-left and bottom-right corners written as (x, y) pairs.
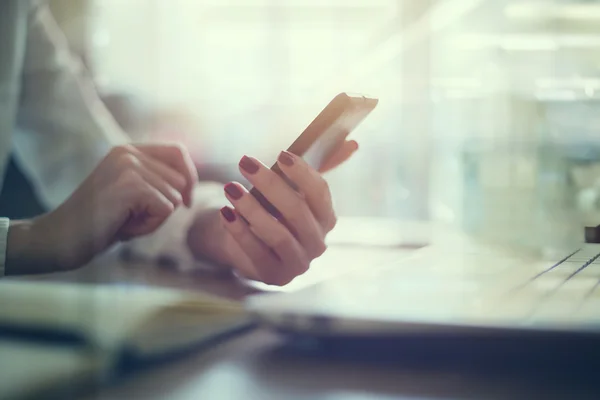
top-left (0, 218), bottom-right (9, 278)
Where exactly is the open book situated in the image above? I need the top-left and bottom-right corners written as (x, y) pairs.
top-left (0, 281), bottom-right (250, 397)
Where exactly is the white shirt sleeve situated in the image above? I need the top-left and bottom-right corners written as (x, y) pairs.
top-left (14, 4), bottom-right (128, 209)
top-left (0, 218), bottom-right (9, 278)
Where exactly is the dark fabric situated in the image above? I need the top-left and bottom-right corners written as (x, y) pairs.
top-left (0, 156), bottom-right (46, 219)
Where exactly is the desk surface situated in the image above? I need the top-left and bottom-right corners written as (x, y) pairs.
top-left (86, 329), bottom-right (598, 400)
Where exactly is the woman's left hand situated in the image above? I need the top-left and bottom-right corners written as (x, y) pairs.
top-left (188, 140), bottom-right (358, 286)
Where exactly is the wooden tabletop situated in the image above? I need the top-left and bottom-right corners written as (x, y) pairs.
top-left (85, 328), bottom-right (599, 400)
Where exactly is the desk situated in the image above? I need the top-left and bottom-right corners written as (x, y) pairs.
top-left (87, 330), bottom-right (598, 400)
top-left (12, 227), bottom-right (600, 400)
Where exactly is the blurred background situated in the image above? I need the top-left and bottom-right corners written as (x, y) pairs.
top-left (19, 0), bottom-right (600, 254)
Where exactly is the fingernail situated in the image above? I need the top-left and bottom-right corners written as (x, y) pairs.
top-left (239, 156), bottom-right (259, 174)
top-left (278, 151), bottom-right (295, 167)
top-left (220, 206), bottom-right (237, 222)
top-left (224, 183), bottom-right (243, 200)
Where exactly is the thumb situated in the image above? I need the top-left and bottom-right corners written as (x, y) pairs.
top-left (319, 140), bottom-right (359, 174)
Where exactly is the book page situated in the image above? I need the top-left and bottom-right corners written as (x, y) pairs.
top-left (0, 281), bottom-right (243, 353)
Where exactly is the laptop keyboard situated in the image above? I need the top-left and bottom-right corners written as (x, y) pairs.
top-left (320, 244), bottom-right (600, 328)
top-left (519, 246), bottom-right (600, 324)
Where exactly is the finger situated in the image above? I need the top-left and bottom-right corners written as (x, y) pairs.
top-left (276, 151), bottom-right (336, 232)
top-left (136, 151), bottom-right (188, 194)
top-left (136, 167), bottom-right (184, 208)
top-left (136, 143), bottom-right (199, 207)
top-left (219, 206), bottom-right (280, 283)
top-left (223, 182), bottom-right (309, 284)
top-left (217, 214), bottom-right (260, 281)
top-left (238, 156), bottom-right (327, 259)
top-left (319, 140), bottom-right (359, 174)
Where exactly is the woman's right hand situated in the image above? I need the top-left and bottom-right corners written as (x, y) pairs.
top-left (6, 143), bottom-right (198, 275)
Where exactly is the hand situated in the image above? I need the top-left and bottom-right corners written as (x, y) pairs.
top-left (187, 141), bottom-right (358, 286)
top-left (6, 144), bottom-right (198, 274)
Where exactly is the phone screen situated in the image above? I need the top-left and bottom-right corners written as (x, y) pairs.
top-left (284, 93), bottom-right (378, 170)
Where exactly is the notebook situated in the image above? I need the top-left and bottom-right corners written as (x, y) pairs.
top-left (0, 339), bottom-right (102, 400)
top-left (0, 281), bottom-right (250, 397)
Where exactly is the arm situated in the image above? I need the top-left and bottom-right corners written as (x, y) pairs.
top-left (5, 4), bottom-right (218, 274)
top-left (1, 3), bottom-right (130, 276)
top-left (3, 3), bottom-right (358, 282)
top-left (2, 4), bottom-right (211, 276)
top-left (4, 143), bottom-right (200, 276)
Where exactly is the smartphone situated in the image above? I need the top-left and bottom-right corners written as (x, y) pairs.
top-left (250, 92), bottom-right (378, 216)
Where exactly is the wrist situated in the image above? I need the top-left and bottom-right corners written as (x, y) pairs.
top-left (6, 218), bottom-right (61, 275)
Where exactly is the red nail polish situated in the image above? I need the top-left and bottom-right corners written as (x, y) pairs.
top-left (278, 151), bottom-right (294, 166)
top-left (224, 183), bottom-right (243, 200)
top-left (239, 156), bottom-right (259, 174)
top-left (220, 206), bottom-right (237, 222)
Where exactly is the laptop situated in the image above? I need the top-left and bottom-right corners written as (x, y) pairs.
top-left (246, 222), bottom-right (600, 354)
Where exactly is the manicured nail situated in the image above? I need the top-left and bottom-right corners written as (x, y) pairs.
top-left (220, 206), bottom-right (237, 222)
top-left (278, 151), bottom-right (295, 167)
top-left (224, 183), bottom-right (243, 200)
top-left (239, 156), bottom-right (259, 174)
